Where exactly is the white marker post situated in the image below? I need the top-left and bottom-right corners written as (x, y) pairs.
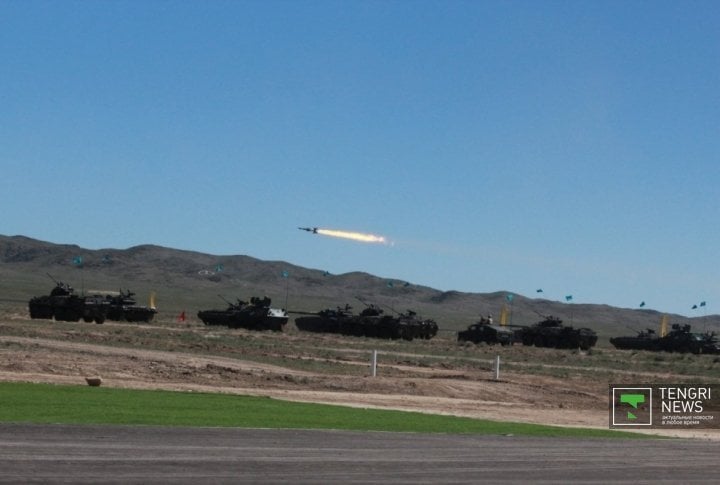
top-left (371, 350), bottom-right (378, 377)
top-left (494, 355), bottom-right (500, 381)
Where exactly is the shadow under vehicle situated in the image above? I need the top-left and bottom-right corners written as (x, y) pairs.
top-left (457, 316), bottom-right (516, 346)
top-left (98, 289), bottom-right (157, 323)
top-left (197, 296), bottom-right (288, 331)
top-left (516, 315), bottom-right (598, 350)
top-left (612, 324), bottom-right (720, 354)
top-left (28, 275), bottom-right (107, 324)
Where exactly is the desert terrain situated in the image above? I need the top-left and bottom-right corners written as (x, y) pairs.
top-left (1, 306), bottom-right (718, 441)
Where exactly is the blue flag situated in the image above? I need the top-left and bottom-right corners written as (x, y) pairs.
top-left (386, 281), bottom-right (394, 288)
top-left (323, 270), bottom-right (330, 276)
top-left (536, 289), bottom-right (543, 293)
top-left (403, 282), bottom-right (410, 287)
top-left (281, 270), bottom-right (289, 278)
top-left (215, 264), bottom-right (224, 273)
top-left (639, 301), bottom-right (645, 308)
top-left (692, 304), bottom-right (698, 309)
top-left (506, 293), bottom-right (514, 302)
top-left (700, 301), bottom-right (706, 307)
top-left (565, 295), bottom-right (573, 302)
top-left (72, 256), bottom-right (83, 266)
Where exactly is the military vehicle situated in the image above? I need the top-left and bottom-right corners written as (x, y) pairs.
top-left (612, 324), bottom-right (720, 354)
top-left (294, 304), bottom-right (354, 333)
top-left (397, 310), bottom-right (438, 340)
top-left (28, 275), bottom-right (107, 324)
top-left (516, 315), bottom-right (597, 350)
top-left (293, 301), bottom-right (437, 341)
top-left (197, 296), bottom-right (288, 331)
top-left (458, 316), bottom-right (516, 346)
top-left (664, 325), bottom-right (720, 354)
top-left (103, 289), bottom-right (157, 323)
top-left (609, 328), bottom-right (660, 351)
top-left (348, 301), bottom-right (437, 341)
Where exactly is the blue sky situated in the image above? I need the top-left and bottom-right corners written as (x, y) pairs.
top-left (1, 1), bottom-right (718, 316)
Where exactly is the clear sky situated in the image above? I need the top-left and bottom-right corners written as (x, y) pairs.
top-left (1, 1), bottom-right (718, 316)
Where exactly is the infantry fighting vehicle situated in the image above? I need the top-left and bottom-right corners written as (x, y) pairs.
top-left (28, 275), bottom-right (107, 324)
top-left (458, 316), bottom-right (516, 346)
top-left (516, 315), bottom-right (597, 350)
top-left (197, 296), bottom-right (288, 331)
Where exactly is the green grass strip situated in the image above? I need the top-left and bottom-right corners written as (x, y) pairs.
top-left (0, 382), bottom-right (647, 438)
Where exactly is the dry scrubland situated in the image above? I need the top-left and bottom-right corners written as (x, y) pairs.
top-left (1, 303), bottom-right (719, 440)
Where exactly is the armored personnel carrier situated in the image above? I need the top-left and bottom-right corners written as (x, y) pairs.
top-left (104, 289), bottom-right (157, 323)
top-left (517, 315), bottom-right (597, 350)
top-left (197, 296), bottom-right (288, 331)
top-left (28, 275), bottom-right (107, 324)
top-left (458, 316), bottom-right (515, 346)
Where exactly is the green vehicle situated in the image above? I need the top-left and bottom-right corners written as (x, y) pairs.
top-left (28, 275), bottom-right (107, 324)
top-left (516, 316), bottom-right (598, 350)
top-left (458, 317), bottom-right (515, 346)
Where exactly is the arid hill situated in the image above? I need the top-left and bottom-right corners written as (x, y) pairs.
top-left (1, 234), bottom-right (717, 343)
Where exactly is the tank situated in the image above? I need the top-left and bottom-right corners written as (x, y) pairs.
top-left (293, 302), bottom-right (437, 341)
top-left (104, 289), bottom-right (157, 323)
top-left (294, 304), bottom-right (354, 333)
top-left (197, 296), bottom-right (288, 331)
top-left (28, 275), bottom-right (107, 324)
top-left (609, 328), bottom-right (660, 351)
top-left (349, 303), bottom-right (438, 341)
top-left (658, 324), bottom-right (720, 354)
top-left (397, 310), bottom-right (438, 340)
top-left (516, 315), bottom-right (598, 350)
top-left (458, 316), bottom-right (515, 346)
top-left (611, 324), bottom-right (720, 354)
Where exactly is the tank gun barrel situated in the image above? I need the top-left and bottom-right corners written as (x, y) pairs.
top-left (46, 273), bottom-right (60, 285)
top-left (217, 294), bottom-right (233, 306)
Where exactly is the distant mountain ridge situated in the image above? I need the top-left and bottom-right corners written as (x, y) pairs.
top-left (0, 234), bottom-right (717, 340)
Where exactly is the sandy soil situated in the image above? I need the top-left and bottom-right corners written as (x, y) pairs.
top-left (1, 332), bottom-right (717, 441)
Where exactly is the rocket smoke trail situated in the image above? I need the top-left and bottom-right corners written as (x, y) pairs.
top-left (317, 229), bottom-right (387, 244)
top-left (298, 226), bottom-right (388, 244)
top-left (306, 228), bottom-right (387, 244)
